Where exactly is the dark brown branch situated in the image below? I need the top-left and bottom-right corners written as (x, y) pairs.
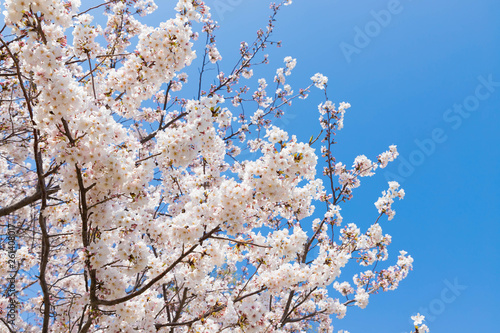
top-left (140, 112), bottom-right (187, 144)
top-left (97, 227), bottom-right (219, 306)
top-left (287, 288), bottom-right (318, 320)
top-left (197, 32), bottom-right (210, 99)
top-left (162, 81), bottom-right (172, 112)
top-left (73, 0), bottom-right (115, 17)
top-left (235, 262), bottom-right (262, 301)
top-left (0, 35), bottom-right (24, 50)
top-left (0, 318), bottom-right (16, 333)
top-left (169, 287), bottom-right (189, 333)
top-left (302, 217), bottom-right (327, 263)
top-left (155, 287), bottom-right (267, 329)
top-left (135, 152), bottom-right (161, 166)
top-left (0, 186), bottom-right (59, 217)
top-left (86, 53), bottom-right (97, 100)
top-left (210, 236), bottom-right (271, 249)
top-left (73, 136), bottom-right (97, 333)
top-left (282, 310), bottom-right (326, 324)
top-left (234, 286), bottom-right (267, 302)
top-left (0, 35), bottom-right (52, 333)
top-left (34, 13), bottom-right (48, 44)
top-left (280, 290), bottom-right (295, 326)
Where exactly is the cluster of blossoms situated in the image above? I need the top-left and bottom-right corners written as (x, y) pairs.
top-left (375, 181), bottom-right (406, 220)
top-left (318, 100), bottom-right (351, 130)
top-left (325, 204), bottom-right (343, 226)
top-left (3, 0), bottom-right (79, 28)
top-left (265, 125), bottom-right (289, 144)
top-left (412, 313), bottom-right (430, 333)
top-left (311, 73), bottom-right (328, 89)
top-left (0, 1), bottom-right (425, 332)
top-left (72, 14), bottom-right (104, 58)
top-left (207, 44), bottom-right (222, 63)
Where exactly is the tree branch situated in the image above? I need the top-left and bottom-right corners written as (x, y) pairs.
top-left (97, 227), bottom-right (220, 306)
top-left (0, 186), bottom-right (59, 217)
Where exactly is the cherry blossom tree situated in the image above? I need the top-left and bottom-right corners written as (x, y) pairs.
top-left (0, 0), bottom-right (429, 332)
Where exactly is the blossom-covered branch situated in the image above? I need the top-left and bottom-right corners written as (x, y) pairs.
top-left (0, 0), bottom-right (426, 332)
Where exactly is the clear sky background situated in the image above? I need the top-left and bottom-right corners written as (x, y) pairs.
top-left (4, 0), bottom-right (498, 332)
top-left (197, 1), bottom-right (499, 332)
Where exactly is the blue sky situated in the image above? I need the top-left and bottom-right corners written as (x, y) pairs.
top-left (3, 0), bottom-right (498, 331)
top-left (202, 0), bottom-right (499, 332)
